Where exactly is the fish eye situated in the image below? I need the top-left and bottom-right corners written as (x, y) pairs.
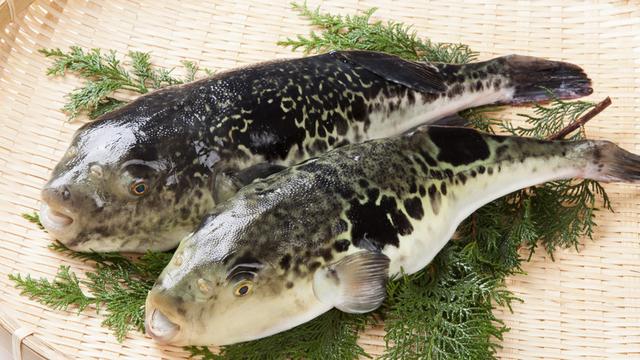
top-left (233, 280), bottom-right (253, 297)
top-left (130, 179), bottom-right (148, 196)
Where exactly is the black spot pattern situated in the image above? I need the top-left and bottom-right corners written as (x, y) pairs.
top-left (403, 197), bottom-right (424, 220)
top-left (308, 261), bottom-right (321, 272)
top-left (496, 145), bottom-right (509, 158)
top-left (333, 240), bottom-right (351, 252)
top-left (279, 254), bottom-right (292, 270)
top-left (177, 125), bottom-right (548, 294)
top-left (427, 184), bottom-right (442, 214)
top-left (428, 127), bottom-right (490, 166)
top-left (316, 247), bottom-right (334, 262)
top-left (347, 195), bottom-right (410, 249)
top-left (419, 149), bottom-right (438, 166)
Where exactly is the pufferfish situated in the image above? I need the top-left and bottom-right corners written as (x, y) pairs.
top-left (145, 125), bottom-right (640, 346)
top-left (39, 50), bottom-right (592, 252)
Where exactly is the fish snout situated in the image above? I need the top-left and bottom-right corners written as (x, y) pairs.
top-left (145, 290), bottom-right (182, 345)
top-left (42, 184), bottom-right (72, 203)
top-left (145, 308), bottom-right (181, 344)
top-left (40, 185), bottom-right (77, 235)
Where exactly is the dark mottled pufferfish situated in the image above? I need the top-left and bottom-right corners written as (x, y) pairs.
top-left (145, 126), bottom-right (640, 346)
top-left (40, 50), bottom-right (592, 252)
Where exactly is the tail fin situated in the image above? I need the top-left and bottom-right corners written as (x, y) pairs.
top-left (500, 55), bottom-right (592, 104)
top-left (583, 141), bottom-right (640, 183)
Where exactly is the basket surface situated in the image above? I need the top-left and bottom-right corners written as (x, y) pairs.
top-left (0, 0), bottom-right (639, 359)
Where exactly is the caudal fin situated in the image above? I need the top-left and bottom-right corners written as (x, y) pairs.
top-left (583, 141), bottom-right (640, 183)
top-left (501, 55), bottom-right (592, 104)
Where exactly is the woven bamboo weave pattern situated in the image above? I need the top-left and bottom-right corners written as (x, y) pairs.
top-left (0, 1), bottom-right (638, 359)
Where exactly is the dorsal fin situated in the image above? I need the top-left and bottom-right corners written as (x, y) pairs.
top-left (331, 50), bottom-right (446, 94)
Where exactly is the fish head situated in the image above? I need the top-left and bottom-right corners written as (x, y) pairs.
top-left (40, 99), bottom-right (216, 252)
top-left (145, 203), bottom-right (332, 346)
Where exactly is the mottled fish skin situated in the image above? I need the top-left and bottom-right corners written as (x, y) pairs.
top-left (41, 51), bottom-right (592, 252)
top-left (146, 126), bottom-right (640, 346)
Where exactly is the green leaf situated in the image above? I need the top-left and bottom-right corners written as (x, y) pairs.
top-left (22, 212), bottom-right (44, 230)
top-left (63, 78), bottom-right (124, 118)
top-left (181, 60), bottom-right (199, 82)
top-left (40, 48), bottom-right (211, 120)
top-left (11, 238), bottom-right (171, 341)
top-left (279, 3), bottom-right (477, 64)
top-left (89, 97), bottom-right (126, 119)
top-left (10, 265), bottom-right (95, 312)
top-left (501, 95), bottom-right (595, 140)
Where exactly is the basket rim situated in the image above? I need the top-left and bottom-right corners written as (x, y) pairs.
top-left (1, 1), bottom-right (639, 359)
top-left (0, 0), bottom-right (32, 25)
top-left (0, 3), bottom-right (57, 359)
top-left (0, 306), bottom-right (68, 360)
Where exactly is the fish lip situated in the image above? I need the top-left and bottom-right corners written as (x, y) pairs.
top-left (145, 302), bottom-right (181, 344)
top-left (39, 203), bottom-right (78, 237)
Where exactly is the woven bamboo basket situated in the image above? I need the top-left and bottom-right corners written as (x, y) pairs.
top-left (0, 0), bottom-right (638, 359)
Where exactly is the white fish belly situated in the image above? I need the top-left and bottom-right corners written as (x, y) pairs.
top-left (383, 156), bottom-right (580, 276)
top-left (364, 86), bottom-right (514, 141)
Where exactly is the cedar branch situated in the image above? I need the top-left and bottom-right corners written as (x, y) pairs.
top-left (548, 97), bottom-right (612, 140)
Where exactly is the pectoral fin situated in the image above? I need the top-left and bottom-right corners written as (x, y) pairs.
top-left (403, 113), bottom-right (470, 136)
top-left (430, 113), bottom-right (470, 127)
top-left (312, 251), bottom-right (390, 313)
top-left (213, 163), bottom-right (286, 203)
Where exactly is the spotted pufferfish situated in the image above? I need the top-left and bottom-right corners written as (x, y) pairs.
top-left (39, 51), bottom-right (592, 252)
top-left (145, 125), bottom-right (640, 346)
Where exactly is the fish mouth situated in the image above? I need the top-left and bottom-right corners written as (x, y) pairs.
top-left (39, 203), bottom-right (77, 236)
top-left (145, 306), bottom-right (181, 344)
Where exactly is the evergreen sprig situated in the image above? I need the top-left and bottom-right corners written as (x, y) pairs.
top-left (11, 4), bottom-right (612, 360)
top-left (39, 47), bottom-right (212, 119)
top-left (501, 97), bottom-right (595, 140)
top-left (382, 251), bottom-right (512, 360)
top-left (11, 241), bottom-right (171, 341)
top-left (279, 2), bottom-right (477, 64)
top-left (10, 266), bottom-right (93, 312)
top-left (22, 211), bottom-right (44, 230)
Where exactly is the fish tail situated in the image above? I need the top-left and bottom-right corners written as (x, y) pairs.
top-left (438, 55), bottom-right (592, 105)
top-left (500, 55), bottom-right (593, 104)
top-left (579, 141), bottom-right (640, 183)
